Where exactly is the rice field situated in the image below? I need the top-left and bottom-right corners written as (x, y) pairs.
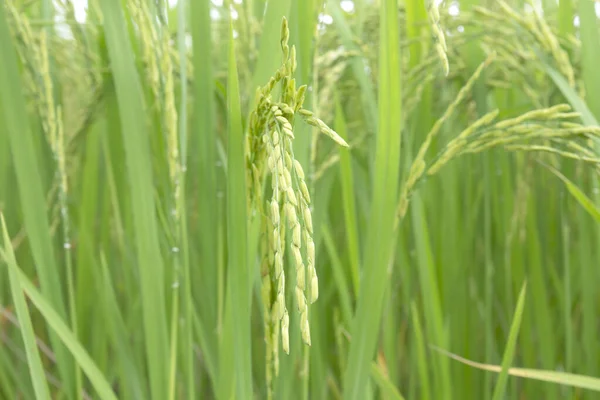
top-left (1, 0), bottom-right (600, 399)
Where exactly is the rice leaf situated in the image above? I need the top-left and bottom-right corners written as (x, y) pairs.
top-left (191, 0), bottom-right (219, 387)
top-left (410, 302), bottom-right (431, 400)
top-left (218, 16), bottom-right (252, 400)
top-left (578, 0), bottom-right (600, 120)
top-left (100, 1), bottom-right (169, 398)
top-left (411, 194), bottom-right (452, 399)
top-left (432, 346), bottom-right (600, 393)
top-left (0, 214), bottom-right (51, 400)
top-left (369, 362), bottom-right (406, 400)
top-left (558, 0), bottom-right (574, 36)
top-left (335, 96), bottom-right (360, 295)
top-left (0, 4), bottom-right (75, 396)
top-left (543, 164), bottom-right (600, 223)
top-left (342, 0), bottom-right (402, 397)
top-left (2, 253), bottom-right (118, 400)
top-left (491, 281), bottom-right (528, 400)
top-left (542, 63), bottom-right (598, 126)
top-left (97, 253), bottom-right (146, 400)
top-left (321, 224), bottom-right (353, 326)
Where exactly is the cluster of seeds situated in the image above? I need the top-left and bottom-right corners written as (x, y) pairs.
top-left (263, 106), bottom-right (317, 351)
top-left (493, 1), bottom-right (574, 87)
top-left (395, 52), bottom-right (600, 228)
top-left (246, 17), bottom-right (348, 397)
top-left (427, 0), bottom-right (449, 76)
top-left (395, 53), bottom-right (494, 226)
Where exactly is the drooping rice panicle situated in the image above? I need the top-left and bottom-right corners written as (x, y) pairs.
top-left (427, 0), bottom-right (449, 76)
top-left (242, 17), bottom-right (349, 393)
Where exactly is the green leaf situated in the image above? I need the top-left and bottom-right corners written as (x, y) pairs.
top-left (0, 4), bottom-right (74, 396)
top-left (578, 0), bottom-right (600, 120)
top-left (0, 244), bottom-right (118, 400)
top-left (432, 346), bottom-right (600, 393)
top-left (335, 96), bottom-right (360, 296)
top-left (218, 16), bottom-right (252, 400)
top-left (543, 163), bottom-right (600, 223)
top-left (342, 0), bottom-right (403, 397)
top-left (492, 281), bottom-right (528, 400)
top-left (99, 1), bottom-right (169, 399)
top-left (542, 62), bottom-right (599, 127)
top-left (321, 224), bottom-right (353, 326)
top-left (558, 0), bottom-right (574, 36)
top-left (411, 302), bottom-right (431, 400)
top-left (191, 0), bottom-right (219, 387)
top-left (370, 362), bottom-right (406, 400)
top-left (1, 214), bottom-right (51, 400)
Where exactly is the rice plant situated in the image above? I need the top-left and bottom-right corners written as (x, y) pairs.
top-left (2, 0), bottom-right (600, 399)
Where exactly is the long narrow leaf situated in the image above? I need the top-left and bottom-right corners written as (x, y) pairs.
top-left (543, 164), bottom-right (600, 223)
top-left (218, 16), bottom-right (252, 400)
top-left (0, 215), bottom-right (51, 400)
top-left (100, 1), bottom-right (169, 399)
top-left (191, 1), bottom-right (219, 381)
top-left (491, 281), bottom-right (528, 400)
top-left (0, 4), bottom-right (74, 395)
top-left (432, 346), bottom-right (600, 393)
top-left (342, 0), bottom-right (402, 397)
top-left (370, 362), bottom-right (406, 400)
top-left (0, 255), bottom-right (118, 400)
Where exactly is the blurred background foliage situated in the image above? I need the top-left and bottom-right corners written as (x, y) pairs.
top-left (2, 0), bottom-right (600, 399)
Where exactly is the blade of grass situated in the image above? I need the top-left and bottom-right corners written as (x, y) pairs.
top-left (561, 210), bottom-right (573, 399)
top-left (543, 163), bottom-right (600, 222)
top-left (97, 253), bottom-right (146, 400)
top-left (0, 354), bottom-right (17, 400)
top-left (578, 0), bottom-right (600, 120)
top-left (218, 16), bottom-right (252, 400)
top-left (74, 124), bottom-right (101, 348)
top-left (342, 0), bottom-right (402, 397)
top-left (170, 0), bottom-right (196, 398)
top-left (0, 248), bottom-right (118, 400)
top-left (1, 214), bottom-right (51, 400)
top-left (0, 5), bottom-right (75, 396)
top-left (190, 0), bottom-right (219, 386)
top-left (411, 194), bottom-right (452, 400)
top-left (335, 96), bottom-right (360, 296)
top-left (411, 302), bottom-right (431, 400)
top-left (523, 193), bottom-right (556, 390)
top-left (432, 346), bottom-right (600, 393)
top-left (321, 224), bottom-right (353, 326)
top-left (370, 362), bottom-right (406, 400)
top-left (491, 281), bottom-right (527, 400)
top-left (100, 1), bottom-right (169, 399)
top-left (542, 62), bottom-right (598, 127)
top-left (558, 0), bottom-right (574, 37)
